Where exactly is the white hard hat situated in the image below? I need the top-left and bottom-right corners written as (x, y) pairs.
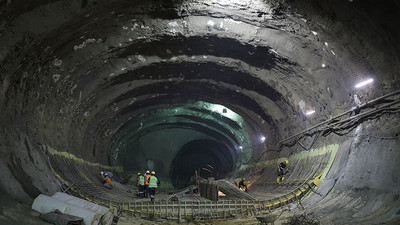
top-left (146, 170), bottom-right (150, 174)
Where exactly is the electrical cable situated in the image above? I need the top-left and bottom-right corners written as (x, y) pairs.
top-left (276, 91), bottom-right (400, 151)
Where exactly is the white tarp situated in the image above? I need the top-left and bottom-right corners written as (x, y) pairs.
top-left (32, 193), bottom-right (113, 225)
top-left (52, 192), bottom-right (113, 225)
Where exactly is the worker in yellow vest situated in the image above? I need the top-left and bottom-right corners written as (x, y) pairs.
top-left (137, 172), bottom-right (145, 198)
top-left (148, 171), bottom-right (160, 201)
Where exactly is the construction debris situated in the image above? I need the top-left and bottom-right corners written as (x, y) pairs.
top-left (283, 213), bottom-right (320, 225)
top-left (256, 214), bottom-right (279, 225)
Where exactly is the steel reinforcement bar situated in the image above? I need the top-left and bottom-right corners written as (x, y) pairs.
top-left (65, 174), bottom-right (322, 222)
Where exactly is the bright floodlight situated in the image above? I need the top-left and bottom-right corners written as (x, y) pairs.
top-left (238, 146), bottom-right (243, 150)
top-left (355, 78), bottom-right (373, 88)
top-left (260, 136), bottom-right (266, 143)
top-left (306, 110), bottom-right (315, 116)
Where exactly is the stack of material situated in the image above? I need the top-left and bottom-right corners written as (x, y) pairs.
top-left (198, 179), bottom-right (256, 201)
top-left (32, 192), bottom-right (114, 225)
top-left (216, 179), bottom-right (256, 200)
top-left (199, 180), bottom-right (219, 201)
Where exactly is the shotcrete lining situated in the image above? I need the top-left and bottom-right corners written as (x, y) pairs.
top-left (0, 2), bottom-right (333, 168)
top-left (0, 0), bottom-right (362, 168)
top-left (1, 0), bottom-right (345, 179)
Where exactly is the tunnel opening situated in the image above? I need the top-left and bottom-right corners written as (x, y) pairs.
top-left (169, 139), bottom-right (234, 189)
top-left (109, 101), bottom-right (253, 185)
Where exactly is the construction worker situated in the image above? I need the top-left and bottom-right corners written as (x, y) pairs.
top-left (137, 172), bottom-right (145, 198)
top-left (144, 170), bottom-right (151, 198)
top-left (101, 171), bottom-right (113, 180)
top-left (277, 160), bottom-right (290, 184)
top-left (148, 171), bottom-right (160, 202)
top-left (238, 178), bottom-right (248, 192)
top-left (101, 172), bottom-right (112, 189)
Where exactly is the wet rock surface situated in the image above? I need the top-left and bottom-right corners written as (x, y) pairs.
top-left (0, 0), bottom-right (399, 224)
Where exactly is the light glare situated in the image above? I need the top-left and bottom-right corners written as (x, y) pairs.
top-left (355, 78), bottom-right (373, 88)
top-left (306, 110), bottom-right (315, 116)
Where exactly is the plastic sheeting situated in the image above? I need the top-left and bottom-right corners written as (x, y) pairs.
top-left (52, 192), bottom-right (113, 225)
top-left (32, 192), bottom-right (114, 225)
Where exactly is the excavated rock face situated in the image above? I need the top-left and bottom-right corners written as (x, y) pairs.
top-left (0, 0), bottom-right (399, 224)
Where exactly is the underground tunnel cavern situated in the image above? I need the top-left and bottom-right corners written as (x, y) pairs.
top-left (0, 0), bottom-right (399, 224)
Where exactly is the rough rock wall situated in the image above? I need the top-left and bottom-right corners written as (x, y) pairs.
top-left (0, 1), bottom-right (399, 224)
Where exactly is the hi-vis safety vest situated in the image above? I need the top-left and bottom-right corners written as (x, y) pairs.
top-left (145, 174), bottom-right (151, 185)
top-left (148, 176), bottom-right (158, 188)
top-left (138, 175), bottom-right (145, 186)
top-left (105, 176), bottom-right (112, 184)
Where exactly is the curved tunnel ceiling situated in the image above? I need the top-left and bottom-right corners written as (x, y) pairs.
top-left (0, 0), bottom-right (399, 224)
